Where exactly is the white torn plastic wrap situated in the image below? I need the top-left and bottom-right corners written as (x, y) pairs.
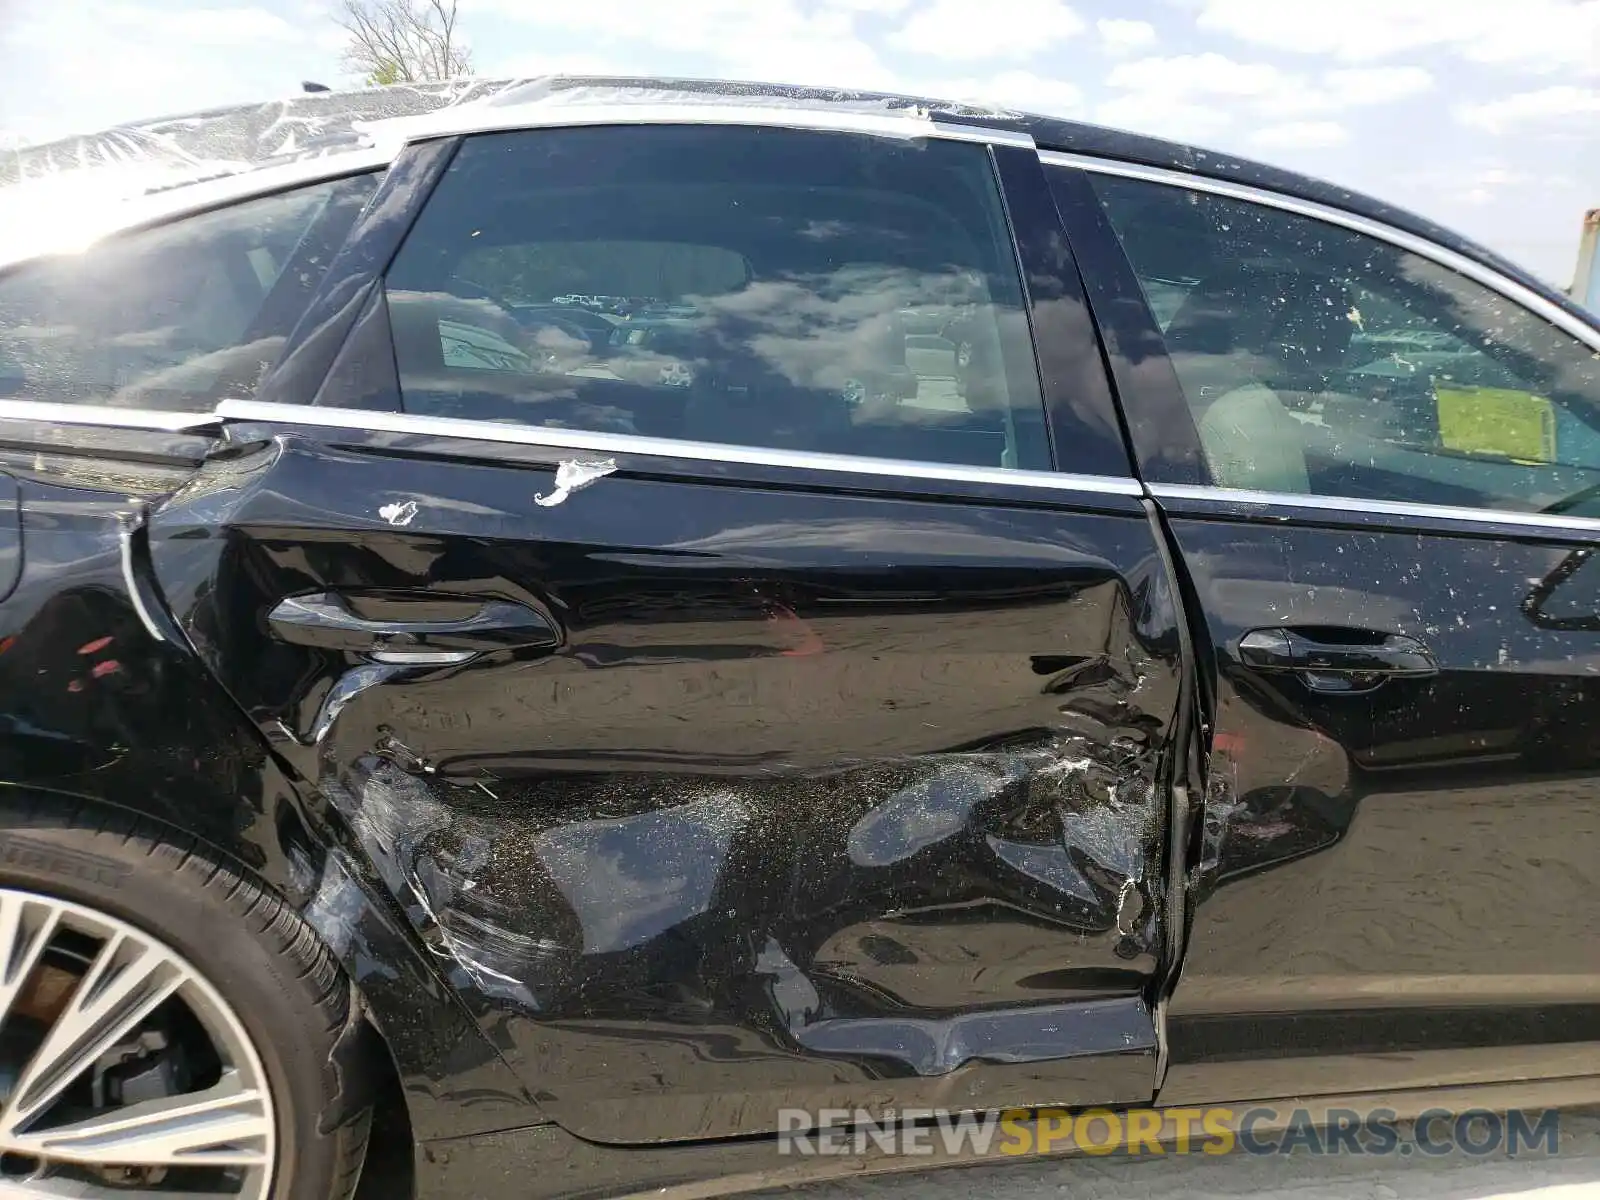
top-left (534, 458), bottom-right (617, 507)
top-left (0, 75), bottom-right (1018, 263)
top-left (378, 499), bottom-right (419, 527)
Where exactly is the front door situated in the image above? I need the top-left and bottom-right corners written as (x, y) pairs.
top-left (154, 122), bottom-right (1185, 1142)
top-left (1063, 159), bottom-right (1600, 1104)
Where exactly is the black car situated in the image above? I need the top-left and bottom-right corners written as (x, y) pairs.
top-left (1, 73), bottom-right (1599, 1200)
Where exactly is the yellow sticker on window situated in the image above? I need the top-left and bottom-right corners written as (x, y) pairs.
top-left (1433, 384), bottom-right (1557, 464)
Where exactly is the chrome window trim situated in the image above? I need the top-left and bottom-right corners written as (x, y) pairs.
top-left (0, 150), bottom-right (396, 272)
top-left (1038, 150), bottom-right (1600, 358)
top-left (400, 101), bottom-right (1036, 147)
top-left (216, 399), bottom-right (1139, 497)
top-left (0, 399), bottom-right (220, 433)
top-left (1149, 482), bottom-right (1600, 534)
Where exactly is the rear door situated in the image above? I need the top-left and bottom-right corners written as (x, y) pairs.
top-left (154, 119), bottom-right (1189, 1143)
top-left (1050, 155), bottom-right (1600, 1105)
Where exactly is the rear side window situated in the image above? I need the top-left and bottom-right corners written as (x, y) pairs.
top-left (1092, 173), bottom-right (1600, 516)
top-left (0, 172), bottom-right (379, 413)
top-left (383, 126), bottom-right (1050, 471)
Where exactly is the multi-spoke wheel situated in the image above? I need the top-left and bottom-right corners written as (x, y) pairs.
top-left (0, 890), bottom-right (274, 1197)
top-left (0, 804), bottom-right (374, 1200)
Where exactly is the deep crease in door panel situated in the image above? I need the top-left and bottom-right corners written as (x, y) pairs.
top-left (151, 433), bottom-right (1182, 1141)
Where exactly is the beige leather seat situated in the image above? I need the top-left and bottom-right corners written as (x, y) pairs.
top-left (1195, 382), bottom-right (1311, 493)
top-left (1161, 267), bottom-right (1354, 494)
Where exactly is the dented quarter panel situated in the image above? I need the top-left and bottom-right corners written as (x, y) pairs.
top-left (149, 419), bottom-right (1183, 1143)
top-left (0, 415), bottom-right (538, 1142)
top-left (1157, 506), bottom-right (1600, 1105)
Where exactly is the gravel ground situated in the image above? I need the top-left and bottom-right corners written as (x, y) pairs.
top-left (749, 1111), bottom-right (1600, 1200)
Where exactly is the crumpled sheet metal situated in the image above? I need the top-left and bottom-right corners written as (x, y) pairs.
top-left (318, 718), bottom-right (1165, 1076)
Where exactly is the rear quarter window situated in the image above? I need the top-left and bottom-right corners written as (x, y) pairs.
top-left (0, 171), bottom-right (379, 413)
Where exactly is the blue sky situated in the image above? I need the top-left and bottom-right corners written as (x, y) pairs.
top-left (1, 0), bottom-right (1598, 281)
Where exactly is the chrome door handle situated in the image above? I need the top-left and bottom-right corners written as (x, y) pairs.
top-left (267, 591), bottom-right (559, 660)
top-left (1239, 628), bottom-right (1437, 693)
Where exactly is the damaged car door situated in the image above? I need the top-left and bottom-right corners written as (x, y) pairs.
top-left (152, 122), bottom-right (1188, 1142)
top-left (1060, 158), bottom-right (1600, 1106)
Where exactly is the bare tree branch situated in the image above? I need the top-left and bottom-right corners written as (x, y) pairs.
top-left (335, 0), bottom-right (472, 86)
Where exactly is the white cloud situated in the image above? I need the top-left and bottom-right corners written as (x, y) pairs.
top-left (1250, 120), bottom-right (1350, 149)
top-left (470, 0), bottom-right (895, 91)
top-left (927, 70), bottom-right (1084, 116)
top-left (1106, 52), bottom-right (1289, 102)
top-left (1097, 17), bottom-right (1156, 54)
top-left (16, 2), bottom-right (301, 49)
top-left (1098, 52), bottom-right (1434, 142)
top-left (1094, 92), bottom-right (1232, 143)
top-left (891, 0), bottom-right (1083, 60)
top-left (1458, 84), bottom-right (1600, 132)
top-left (1461, 167), bottom-right (1528, 203)
top-left (1322, 66), bottom-right (1433, 105)
top-left (111, 4), bottom-right (299, 43)
top-left (1196, 0), bottom-right (1600, 73)
top-left (2, 2), bottom-right (337, 140)
top-left (1477, 167), bottom-right (1525, 186)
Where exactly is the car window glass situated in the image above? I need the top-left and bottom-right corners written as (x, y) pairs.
top-left (383, 126), bottom-right (1050, 471)
top-left (0, 172), bottom-right (379, 413)
top-left (1093, 174), bottom-right (1600, 516)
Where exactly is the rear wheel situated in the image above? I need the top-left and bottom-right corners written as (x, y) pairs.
top-left (0, 803), bottom-right (373, 1199)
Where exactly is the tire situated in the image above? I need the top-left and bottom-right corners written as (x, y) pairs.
top-left (0, 795), bottom-right (374, 1200)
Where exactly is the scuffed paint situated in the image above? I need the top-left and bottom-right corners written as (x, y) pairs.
top-left (306, 855), bottom-right (369, 962)
top-left (534, 458), bottom-right (617, 508)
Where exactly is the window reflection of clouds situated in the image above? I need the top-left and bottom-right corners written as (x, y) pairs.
top-left (687, 264), bottom-right (996, 395)
top-left (387, 127), bottom-right (1049, 467)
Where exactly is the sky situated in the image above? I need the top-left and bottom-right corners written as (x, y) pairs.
top-left (0, 0), bottom-right (1597, 283)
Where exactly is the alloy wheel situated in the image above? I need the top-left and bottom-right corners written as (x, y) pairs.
top-left (0, 888), bottom-right (275, 1198)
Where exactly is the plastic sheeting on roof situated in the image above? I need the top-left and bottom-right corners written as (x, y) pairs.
top-left (1, 78), bottom-right (510, 199)
top-left (1, 75), bottom-right (1015, 204)
top-left (0, 75), bottom-right (1018, 266)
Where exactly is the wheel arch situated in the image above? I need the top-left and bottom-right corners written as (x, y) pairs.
top-left (0, 783), bottom-right (541, 1147)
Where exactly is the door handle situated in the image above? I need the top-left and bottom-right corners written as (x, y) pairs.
top-left (267, 591), bottom-right (559, 661)
top-left (1238, 628), bottom-right (1437, 693)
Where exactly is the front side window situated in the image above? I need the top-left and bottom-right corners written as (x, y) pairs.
top-left (383, 126), bottom-right (1050, 471)
top-left (0, 172), bottom-right (380, 413)
top-left (1093, 174), bottom-right (1600, 517)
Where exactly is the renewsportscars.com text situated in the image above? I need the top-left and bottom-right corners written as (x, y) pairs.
top-left (777, 1106), bottom-right (1562, 1159)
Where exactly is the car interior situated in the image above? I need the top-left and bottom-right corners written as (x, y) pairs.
top-left (1097, 175), bottom-right (1600, 516)
top-left (382, 129), bottom-right (1051, 472)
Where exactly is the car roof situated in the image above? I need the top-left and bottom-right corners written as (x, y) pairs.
top-left (0, 73), bottom-right (1567, 309)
